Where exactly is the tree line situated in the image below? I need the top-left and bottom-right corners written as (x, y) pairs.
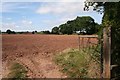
top-left (3, 16), bottom-right (101, 35)
top-left (3, 29), bottom-right (38, 34)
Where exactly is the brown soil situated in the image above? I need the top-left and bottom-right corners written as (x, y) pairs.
top-left (2, 34), bottom-right (98, 78)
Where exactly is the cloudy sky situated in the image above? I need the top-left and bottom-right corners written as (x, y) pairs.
top-left (1, 2), bottom-right (103, 32)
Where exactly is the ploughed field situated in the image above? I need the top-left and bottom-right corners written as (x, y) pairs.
top-left (2, 34), bottom-right (79, 61)
top-left (2, 34), bottom-right (98, 78)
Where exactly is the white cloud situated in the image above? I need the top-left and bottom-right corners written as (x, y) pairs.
top-left (6, 18), bottom-right (12, 20)
top-left (2, 0), bottom-right (85, 2)
top-left (36, 2), bottom-right (95, 28)
top-left (1, 2), bottom-right (17, 13)
top-left (2, 19), bottom-right (33, 31)
top-left (2, 22), bottom-right (17, 31)
top-left (22, 20), bottom-right (32, 24)
top-left (16, 26), bottom-right (19, 27)
top-left (58, 0), bottom-right (85, 2)
top-left (36, 2), bottom-right (86, 15)
top-left (1, 2), bottom-right (33, 13)
top-left (41, 13), bottom-right (78, 30)
top-left (2, 22), bottom-right (16, 28)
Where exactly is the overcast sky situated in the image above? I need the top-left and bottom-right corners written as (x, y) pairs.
top-left (1, 2), bottom-right (103, 32)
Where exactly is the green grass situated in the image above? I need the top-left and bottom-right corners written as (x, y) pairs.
top-left (8, 62), bottom-right (27, 79)
top-left (54, 47), bottom-right (101, 78)
top-left (54, 49), bottom-right (89, 78)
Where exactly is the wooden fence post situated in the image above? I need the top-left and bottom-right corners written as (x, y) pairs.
top-left (78, 36), bottom-right (80, 51)
top-left (103, 27), bottom-right (111, 78)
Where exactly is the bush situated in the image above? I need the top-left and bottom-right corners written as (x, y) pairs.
top-left (6, 29), bottom-right (16, 34)
top-left (41, 30), bottom-right (51, 34)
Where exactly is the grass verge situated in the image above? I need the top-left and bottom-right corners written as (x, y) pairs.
top-left (54, 47), bottom-right (100, 78)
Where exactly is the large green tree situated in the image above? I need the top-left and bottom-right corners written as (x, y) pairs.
top-left (59, 16), bottom-right (100, 35)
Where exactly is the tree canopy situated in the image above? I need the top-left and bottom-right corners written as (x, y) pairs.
top-left (52, 16), bottom-right (100, 35)
top-left (51, 27), bottom-right (59, 34)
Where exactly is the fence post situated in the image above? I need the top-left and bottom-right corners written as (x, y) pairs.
top-left (103, 27), bottom-right (111, 78)
top-left (78, 36), bottom-right (80, 51)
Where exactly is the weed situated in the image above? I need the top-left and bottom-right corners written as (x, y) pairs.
top-left (8, 62), bottom-right (27, 79)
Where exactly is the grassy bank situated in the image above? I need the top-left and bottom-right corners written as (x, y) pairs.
top-left (54, 47), bottom-right (100, 78)
top-left (8, 62), bottom-right (27, 78)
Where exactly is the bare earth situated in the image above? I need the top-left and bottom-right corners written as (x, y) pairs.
top-left (2, 34), bottom-right (98, 78)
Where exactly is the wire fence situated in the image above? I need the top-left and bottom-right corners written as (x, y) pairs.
top-left (77, 27), bottom-right (111, 78)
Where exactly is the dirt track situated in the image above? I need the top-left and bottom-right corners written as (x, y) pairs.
top-left (2, 34), bottom-right (98, 78)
